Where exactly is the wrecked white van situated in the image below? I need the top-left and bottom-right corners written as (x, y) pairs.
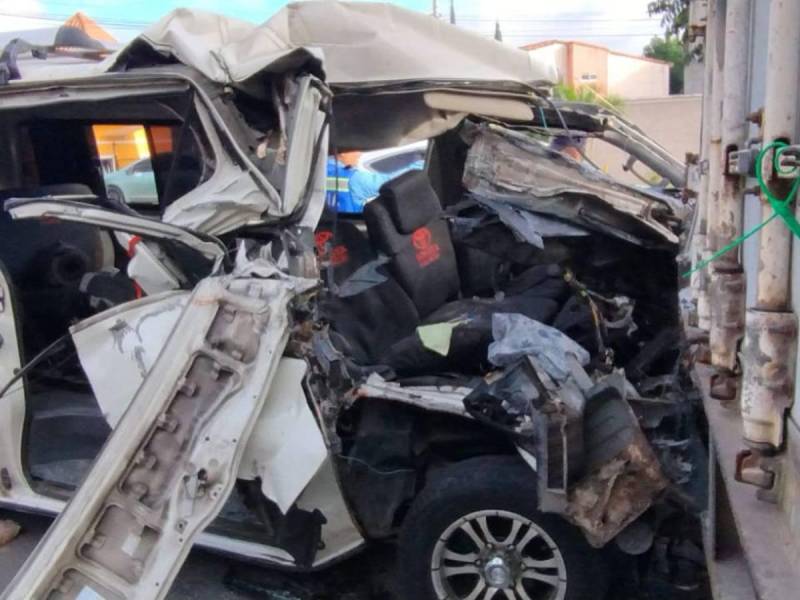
top-left (0, 4), bottom-right (702, 600)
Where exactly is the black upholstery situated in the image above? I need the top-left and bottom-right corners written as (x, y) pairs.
top-left (315, 219), bottom-right (374, 284)
top-left (315, 218), bottom-right (419, 365)
top-left (320, 174), bottom-right (583, 375)
top-left (380, 270), bottom-right (568, 375)
top-left (364, 171), bottom-right (460, 318)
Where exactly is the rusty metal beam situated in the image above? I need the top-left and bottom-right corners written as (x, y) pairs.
top-left (695, 0), bottom-right (721, 332)
top-left (741, 0), bottom-right (800, 451)
top-left (710, 0), bottom-right (751, 374)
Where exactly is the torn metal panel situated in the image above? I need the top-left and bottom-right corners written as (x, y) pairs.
top-left (70, 292), bottom-right (190, 427)
top-left (2, 275), bottom-right (313, 600)
top-left (355, 373), bottom-right (472, 418)
top-left (73, 296), bottom-right (329, 520)
top-left (5, 198), bottom-right (226, 267)
top-left (0, 262), bottom-right (37, 502)
top-left (239, 357), bottom-right (328, 514)
top-left (462, 124), bottom-right (681, 245)
top-left (294, 457), bottom-right (365, 565)
top-left (541, 101), bottom-right (686, 189)
top-left (163, 81), bottom-right (327, 233)
top-left (463, 357), bottom-right (586, 514)
top-left (565, 376), bottom-right (669, 548)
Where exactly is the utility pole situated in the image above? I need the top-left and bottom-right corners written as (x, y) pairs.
top-left (494, 19), bottom-right (503, 42)
top-left (449, 0), bottom-right (456, 25)
top-left (432, 0), bottom-right (438, 19)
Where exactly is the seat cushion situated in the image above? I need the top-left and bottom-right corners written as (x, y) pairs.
top-left (380, 289), bottom-right (563, 376)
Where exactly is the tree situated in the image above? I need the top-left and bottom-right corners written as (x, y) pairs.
top-left (644, 35), bottom-right (688, 94)
top-left (647, 0), bottom-right (691, 41)
top-left (553, 83), bottom-right (624, 111)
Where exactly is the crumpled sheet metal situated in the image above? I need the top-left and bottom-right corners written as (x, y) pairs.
top-left (488, 313), bottom-right (590, 381)
top-left (563, 380), bottom-right (669, 548)
top-left (565, 429), bottom-right (668, 548)
top-left (462, 124), bottom-right (680, 245)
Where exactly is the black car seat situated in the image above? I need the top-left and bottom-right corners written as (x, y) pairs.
top-left (315, 211), bottom-right (420, 366)
top-left (364, 171), bottom-right (461, 318)
top-left (365, 172), bottom-right (570, 375)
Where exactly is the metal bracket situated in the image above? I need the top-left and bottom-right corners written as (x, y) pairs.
top-left (727, 148), bottom-right (758, 177)
top-left (735, 449), bottom-right (781, 503)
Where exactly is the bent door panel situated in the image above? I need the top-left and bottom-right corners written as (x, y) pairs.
top-left (2, 276), bottom-right (309, 600)
top-left (0, 262), bottom-right (39, 505)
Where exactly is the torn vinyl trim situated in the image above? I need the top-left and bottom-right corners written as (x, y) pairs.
top-left (2, 275), bottom-right (313, 600)
top-left (4, 198), bottom-right (227, 267)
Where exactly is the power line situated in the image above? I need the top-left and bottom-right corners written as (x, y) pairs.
top-left (0, 11), bottom-right (151, 29)
top-left (0, 10), bottom-right (665, 39)
top-left (496, 33), bottom-right (664, 38)
top-left (456, 17), bottom-right (661, 23)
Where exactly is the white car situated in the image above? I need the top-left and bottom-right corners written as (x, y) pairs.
top-left (358, 141), bottom-right (428, 174)
top-left (0, 4), bottom-right (696, 600)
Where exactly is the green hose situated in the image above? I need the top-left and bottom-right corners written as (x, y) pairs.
top-left (684, 140), bottom-right (800, 276)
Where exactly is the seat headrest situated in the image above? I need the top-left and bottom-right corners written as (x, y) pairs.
top-left (378, 170), bottom-right (442, 234)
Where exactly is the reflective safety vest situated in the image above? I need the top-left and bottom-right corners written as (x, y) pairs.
top-left (325, 158), bottom-right (358, 213)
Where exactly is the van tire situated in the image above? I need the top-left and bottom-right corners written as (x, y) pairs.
top-left (396, 456), bottom-right (608, 600)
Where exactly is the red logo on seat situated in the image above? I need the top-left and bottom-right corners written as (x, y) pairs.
top-left (315, 230), bottom-right (333, 257)
top-left (330, 244), bottom-right (350, 266)
top-left (315, 230), bottom-right (349, 267)
top-left (411, 226), bottom-right (440, 267)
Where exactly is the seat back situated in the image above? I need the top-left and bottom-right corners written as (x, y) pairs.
top-left (315, 212), bottom-right (420, 364)
top-left (364, 171), bottom-right (460, 318)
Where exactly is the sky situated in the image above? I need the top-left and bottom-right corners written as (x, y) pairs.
top-left (0, 0), bottom-right (665, 55)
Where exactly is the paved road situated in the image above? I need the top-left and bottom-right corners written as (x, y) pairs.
top-left (0, 509), bottom-right (270, 599)
top-left (0, 509), bottom-right (707, 600)
top-left (0, 509), bottom-right (396, 599)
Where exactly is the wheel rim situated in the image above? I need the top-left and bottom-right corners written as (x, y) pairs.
top-left (430, 509), bottom-right (567, 600)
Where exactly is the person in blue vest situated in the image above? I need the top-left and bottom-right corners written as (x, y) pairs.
top-left (326, 151), bottom-right (423, 213)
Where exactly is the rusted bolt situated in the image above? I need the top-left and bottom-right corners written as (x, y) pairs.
top-left (747, 109), bottom-right (763, 126)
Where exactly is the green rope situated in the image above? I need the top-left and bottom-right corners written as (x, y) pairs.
top-left (684, 141), bottom-right (800, 277)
